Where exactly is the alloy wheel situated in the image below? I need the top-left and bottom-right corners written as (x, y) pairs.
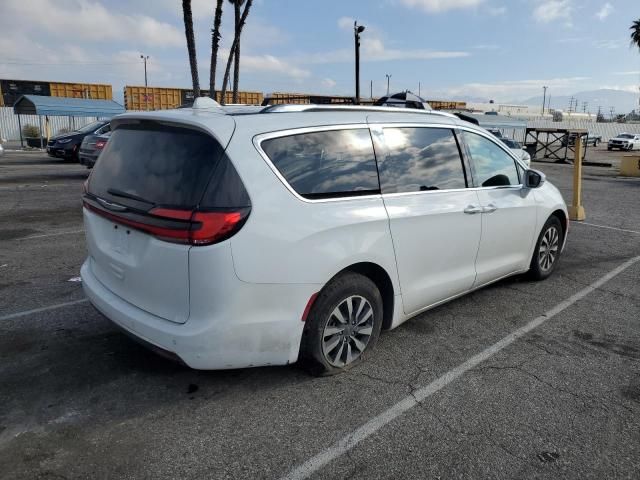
top-left (321, 295), bottom-right (374, 367)
top-left (538, 226), bottom-right (559, 272)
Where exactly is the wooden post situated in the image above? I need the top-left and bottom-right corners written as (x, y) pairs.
top-left (568, 134), bottom-right (586, 220)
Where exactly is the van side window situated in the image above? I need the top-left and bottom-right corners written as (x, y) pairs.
top-left (462, 131), bottom-right (519, 187)
top-left (379, 127), bottom-right (467, 193)
top-left (261, 129), bottom-right (379, 199)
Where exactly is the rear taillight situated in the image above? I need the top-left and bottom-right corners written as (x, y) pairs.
top-left (95, 140), bottom-right (107, 149)
top-left (149, 207), bottom-right (249, 245)
top-left (83, 201), bottom-right (249, 246)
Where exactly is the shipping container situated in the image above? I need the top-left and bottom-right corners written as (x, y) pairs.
top-left (125, 86), bottom-right (264, 110)
top-left (0, 79), bottom-right (51, 107)
top-left (49, 82), bottom-right (112, 100)
top-left (124, 86), bottom-right (182, 110)
top-left (263, 93), bottom-right (354, 105)
top-left (427, 100), bottom-right (467, 111)
top-left (180, 89), bottom-right (263, 107)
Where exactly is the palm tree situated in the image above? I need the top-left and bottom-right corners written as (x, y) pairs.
top-left (182, 0), bottom-right (200, 98)
top-left (209, 0), bottom-right (224, 101)
top-left (232, 0), bottom-right (244, 103)
top-left (631, 19), bottom-right (640, 51)
top-left (631, 19), bottom-right (640, 111)
top-left (220, 0), bottom-right (253, 105)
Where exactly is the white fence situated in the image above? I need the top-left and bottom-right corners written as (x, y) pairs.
top-left (0, 107), bottom-right (101, 141)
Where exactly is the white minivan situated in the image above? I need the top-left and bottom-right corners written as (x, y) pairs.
top-left (81, 101), bottom-right (568, 375)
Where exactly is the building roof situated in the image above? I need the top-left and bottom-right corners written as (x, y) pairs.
top-left (13, 95), bottom-right (125, 117)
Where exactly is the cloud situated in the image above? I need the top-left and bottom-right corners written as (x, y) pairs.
top-left (532, 0), bottom-right (572, 24)
top-left (613, 71), bottom-right (640, 76)
top-left (398, 0), bottom-right (484, 13)
top-left (308, 18), bottom-right (470, 64)
top-left (3, 0), bottom-right (183, 47)
top-left (593, 39), bottom-right (624, 49)
top-left (595, 3), bottom-right (613, 21)
top-left (322, 78), bottom-right (337, 88)
top-left (473, 44), bottom-right (501, 50)
top-left (486, 6), bottom-right (507, 16)
top-left (338, 17), bottom-right (355, 30)
top-left (440, 76), bottom-right (590, 100)
top-left (217, 49), bottom-right (310, 80)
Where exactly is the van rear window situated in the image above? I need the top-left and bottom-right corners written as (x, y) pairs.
top-left (89, 123), bottom-right (227, 209)
top-left (261, 128), bottom-right (379, 199)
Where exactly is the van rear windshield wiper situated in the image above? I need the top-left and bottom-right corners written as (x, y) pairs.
top-left (107, 188), bottom-right (155, 206)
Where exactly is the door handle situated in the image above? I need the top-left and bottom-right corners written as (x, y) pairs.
top-left (463, 205), bottom-right (483, 214)
top-left (482, 203), bottom-right (498, 213)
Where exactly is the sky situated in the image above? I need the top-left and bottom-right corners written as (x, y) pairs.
top-left (1, 0), bottom-right (639, 104)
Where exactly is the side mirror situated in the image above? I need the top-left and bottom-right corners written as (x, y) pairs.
top-left (524, 169), bottom-right (545, 188)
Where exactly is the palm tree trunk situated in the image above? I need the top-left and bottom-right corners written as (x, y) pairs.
top-left (220, 0), bottom-right (252, 105)
top-left (209, 0), bottom-right (224, 101)
top-left (182, 0), bottom-right (200, 98)
top-left (232, 1), bottom-right (241, 103)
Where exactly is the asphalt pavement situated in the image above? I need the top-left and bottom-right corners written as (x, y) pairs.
top-left (0, 149), bottom-right (639, 480)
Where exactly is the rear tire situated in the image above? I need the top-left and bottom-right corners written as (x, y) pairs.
top-left (299, 272), bottom-right (383, 376)
top-left (528, 216), bottom-right (563, 281)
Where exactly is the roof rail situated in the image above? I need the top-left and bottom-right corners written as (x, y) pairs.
top-left (261, 104), bottom-right (458, 119)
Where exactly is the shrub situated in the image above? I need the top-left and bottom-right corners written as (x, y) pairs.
top-left (22, 124), bottom-right (40, 138)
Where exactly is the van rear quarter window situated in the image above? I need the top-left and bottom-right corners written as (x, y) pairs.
top-left (261, 128), bottom-right (380, 199)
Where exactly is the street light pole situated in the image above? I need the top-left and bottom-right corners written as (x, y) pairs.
top-left (354, 21), bottom-right (365, 105)
top-left (385, 74), bottom-right (392, 96)
top-left (542, 85), bottom-right (547, 116)
top-left (140, 55), bottom-right (149, 86)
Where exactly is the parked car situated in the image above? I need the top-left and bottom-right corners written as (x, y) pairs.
top-left (561, 132), bottom-right (602, 147)
top-left (81, 100), bottom-right (568, 375)
top-left (47, 120), bottom-right (110, 161)
top-left (499, 138), bottom-right (531, 167)
top-left (608, 133), bottom-right (640, 151)
top-left (79, 132), bottom-right (111, 168)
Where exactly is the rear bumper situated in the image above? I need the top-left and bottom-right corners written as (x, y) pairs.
top-left (79, 153), bottom-right (98, 167)
top-left (81, 257), bottom-right (316, 370)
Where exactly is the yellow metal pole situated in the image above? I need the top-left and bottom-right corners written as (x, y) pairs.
top-left (568, 134), bottom-right (586, 220)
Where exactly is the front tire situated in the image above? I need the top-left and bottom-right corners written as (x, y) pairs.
top-left (528, 216), bottom-right (563, 281)
top-left (300, 272), bottom-right (383, 376)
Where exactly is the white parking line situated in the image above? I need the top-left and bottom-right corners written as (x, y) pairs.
top-left (574, 222), bottom-right (640, 235)
top-left (20, 229), bottom-right (84, 240)
top-left (280, 255), bottom-right (640, 480)
top-left (0, 299), bottom-right (89, 322)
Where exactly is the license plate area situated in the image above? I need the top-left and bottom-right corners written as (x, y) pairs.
top-left (111, 224), bottom-right (130, 255)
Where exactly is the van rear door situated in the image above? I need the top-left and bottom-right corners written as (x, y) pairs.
top-left (83, 117), bottom-right (236, 324)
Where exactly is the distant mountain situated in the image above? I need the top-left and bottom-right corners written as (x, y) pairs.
top-left (520, 89), bottom-right (639, 115)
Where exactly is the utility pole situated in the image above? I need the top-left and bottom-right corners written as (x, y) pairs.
top-left (418, 81), bottom-right (421, 97)
top-left (385, 74), bottom-right (392, 96)
top-left (141, 54), bottom-right (149, 111)
top-left (542, 86), bottom-right (547, 116)
top-left (354, 21), bottom-right (365, 105)
top-left (370, 80), bottom-right (373, 99)
top-left (582, 101), bottom-right (588, 113)
top-left (140, 55), bottom-right (149, 87)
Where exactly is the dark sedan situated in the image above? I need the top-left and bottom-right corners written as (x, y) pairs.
top-left (79, 132), bottom-right (110, 168)
top-left (47, 120), bottom-right (110, 161)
